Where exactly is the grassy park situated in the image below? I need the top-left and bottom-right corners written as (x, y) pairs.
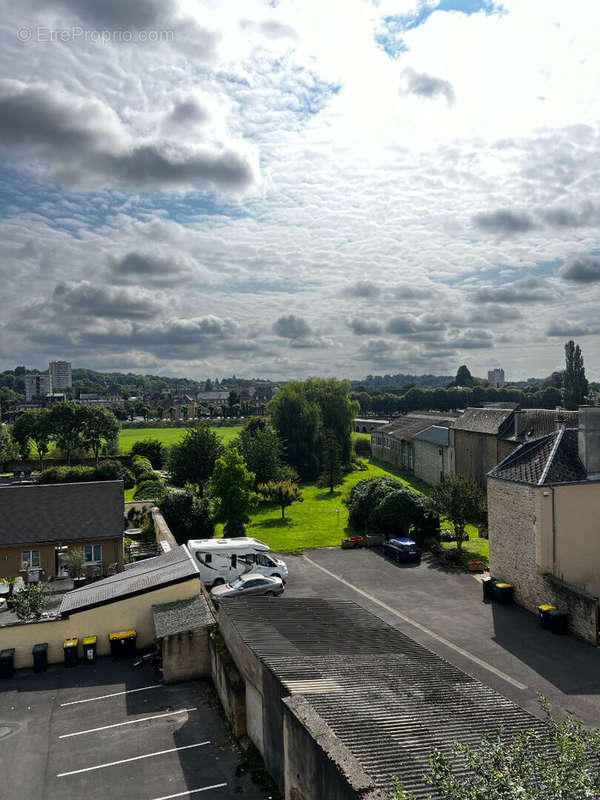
top-left (118, 425), bottom-right (243, 451)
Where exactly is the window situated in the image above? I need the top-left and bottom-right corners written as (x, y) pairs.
top-left (197, 553), bottom-right (211, 564)
top-left (84, 545), bottom-right (102, 563)
top-left (21, 550), bottom-right (40, 569)
top-left (231, 554), bottom-right (237, 568)
top-left (257, 554), bottom-right (273, 567)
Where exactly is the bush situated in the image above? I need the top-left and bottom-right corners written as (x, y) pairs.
top-left (133, 478), bottom-right (166, 501)
top-left (131, 439), bottom-right (167, 469)
top-left (354, 437), bottom-right (371, 458)
top-left (38, 460), bottom-right (135, 488)
top-left (131, 455), bottom-right (154, 479)
top-left (159, 486), bottom-right (214, 544)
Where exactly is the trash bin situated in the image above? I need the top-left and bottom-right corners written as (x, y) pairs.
top-left (63, 638), bottom-right (78, 667)
top-left (482, 576), bottom-right (494, 602)
top-left (493, 582), bottom-right (514, 604)
top-left (109, 630), bottom-right (137, 658)
top-left (32, 642), bottom-right (48, 673)
top-left (538, 604), bottom-right (557, 629)
top-left (0, 649), bottom-right (15, 679)
top-left (83, 636), bottom-right (97, 664)
top-left (549, 609), bottom-right (569, 635)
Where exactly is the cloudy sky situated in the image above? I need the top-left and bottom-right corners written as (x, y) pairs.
top-left (1, 0), bottom-right (599, 381)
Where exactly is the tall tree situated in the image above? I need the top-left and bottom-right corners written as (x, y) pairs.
top-left (0, 426), bottom-right (19, 466)
top-left (167, 421), bottom-right (225, 493)
top-left (455, 365), bottom-right (474, 387)
top-left (269, 383), bottom-right (321, 479)
top-left (159, 486), bottom-right (214, 544)
top-left (12, 413), bottom-right (33, 460)
top-left (232, 419), bottom-right (284, 486)
top-left (318, 432), bottom-right (344, 493)
top-left (49, 402), bottom-right (86, 465)
top-left (80, 406), bottom-right (119, 465)
top-left (563, 339), bottom-right (589, 410)
top-left (259, 480), bottom-right (303, 518)
top-left (28, 410), bottom-right (53, 471)
top-left (431, 477), bottom-right (485, 550)
top-left (209, 448), bottom-right (256, 537)
top-left (304, 378), bottom-right (359, 468)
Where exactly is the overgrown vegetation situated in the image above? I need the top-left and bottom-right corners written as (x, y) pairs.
top-left (7, 581), bottom-right (49, 621)
top-left (159, 486), bottom-right (214, 544)
top-left (38, 459), bottom-right (134, 488)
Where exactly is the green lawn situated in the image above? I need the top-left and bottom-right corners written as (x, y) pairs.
top-left (118, 425), bottom-right (242, 453)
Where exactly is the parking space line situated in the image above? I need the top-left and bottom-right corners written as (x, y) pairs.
top-left (60, 684), bottom-right (162, 707)
top-left (56, 741), bottom-right (210, 777)
top-left (59, 707), bottom-right (198, 738)
top-left (302, 554), bottom-right (528, 691)
top-left (152, 785), bottom-right (228, 800)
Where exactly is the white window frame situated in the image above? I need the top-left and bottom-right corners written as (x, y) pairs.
top-left (84, 544), bottom-right (102, 563)
top-left (21, 550), bottom-right (41, 569)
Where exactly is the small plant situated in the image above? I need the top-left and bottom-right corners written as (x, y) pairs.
top-left (66, 548), bottom-right (86, 579)
top-left (7, 581), bottom-right (49, 621)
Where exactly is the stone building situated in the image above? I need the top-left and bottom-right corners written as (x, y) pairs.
top-left (413, 425), bottom-right (453, 486)
top-left (487, 368), bottom-right (505, 387)
top-left (450, 406), bottom-right (517, 487)
top-left (371, 413), bottom-right (457, 473)
top-left (488, 406), bottom-right (600, 643)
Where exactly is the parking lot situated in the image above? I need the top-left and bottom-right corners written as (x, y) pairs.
top-left (281, 546), bottom-right (600, 726)
top-left (0, 659), bottom-right (276, 800)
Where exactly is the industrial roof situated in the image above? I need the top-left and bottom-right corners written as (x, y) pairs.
top-left (0, 481), bottom-right (123, 548)
top-left (489, 428), bottom-right (588, 485)
top-left (375, 413), bottom-right (457, 441)
top-left (220, 597), bottom-right (544, 798)
top-left (414, 425), bottom-right (450, 447)
top-left (60, 545), bottom-right (199, 615)
top-left (152, 594), bottom-right (214, 639)
top-left (452, 406), bottom-right (515, 435)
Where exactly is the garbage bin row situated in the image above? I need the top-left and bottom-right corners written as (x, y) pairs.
top-left (0, 629), bottom-right (137, 678)
top-left (482, 577), bottom-right (569, 635)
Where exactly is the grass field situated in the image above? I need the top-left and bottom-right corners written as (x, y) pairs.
top-left (118, 426), bottom-right (242, 452)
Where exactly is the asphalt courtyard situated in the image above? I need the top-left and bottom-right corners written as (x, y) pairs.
top-left (0, 659), bottom-right (276, 800)
top-left (280, 546), bottom-right (600, 726)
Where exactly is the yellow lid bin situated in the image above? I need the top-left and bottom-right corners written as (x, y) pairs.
top-left (109, 630), bottom-right (136, 641)
top-left (63, 637), bottom-right (78, 648)
top-left (83, 635), bottom-right (97, 664)
top-left (63, 638), bottom-right (78, 667)
top-left (109, 630), bottom-right (137, 659)
top-left (538, 604), bottom-right (557, 629)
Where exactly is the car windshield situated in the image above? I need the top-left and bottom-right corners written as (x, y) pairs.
top-left (229, 577), bottom-right (245, 589)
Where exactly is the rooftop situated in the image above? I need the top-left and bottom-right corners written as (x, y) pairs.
top-left (152, 594), bottom-right (214, 639)
top-left (59, 545), bottom-right (199, 615)
top-left (376, 413), bottom-right (457, 441)
top-left (452, 406), bottom-right (515, 435)
top-left (414, 424), bottom-right (450, 447)
top-left (220, 597), bottom-right (544, 797)
top-left (0, 480), bottom-right (124, 548)
top-left (489, 427), bottom-right (588, 485)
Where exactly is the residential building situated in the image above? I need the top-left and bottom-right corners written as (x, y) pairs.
top-left (488, 406), bottom-right (600, 643)
top-left (371, 412), bottom-right (458, 473)
top-left (0, 480), bottom-right (124, 581)
top-left (196, 391), bottom-right (230, 407)
top-left (49, 360), bottom-right (72, 391)
top-left (487, 368), bottom-right (505, 387)
top-left (79, 393), bottom-right (124, 407)
top-left (24, 372), bottom-right (51, 402)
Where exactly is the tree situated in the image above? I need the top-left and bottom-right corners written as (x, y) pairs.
top-left (156, 406), bottom-right (164, 420)
top-left (12, 413), bottom-right (33, 459)
top-left (0, 426), bottom-right (18, 466)
top-left (180, 405), bottom-right (188, 421)
top-left (563, 339), bottom-right (588, 410)
top-left (159, 487), bottom-right (214, 544)
top-left (131, 439), bottom-right (167, 469)
top-left (66, 548), bottom-right (86, 579)
top-left (28, 410), bottom-right (53, 470)
top-left (394, 699), bottom-right (600, 800)
top-left (455, 365), bottom-right (474, 387)
top-left (269, 382), bottom-right (321, 479)
top-left (232, 419), bottom-right (284, 487)
top-left (431, 477), bottom-right (485, 550)
top-left (259, 480), bottom-right (303, 518)
top-left (168, 406), bottom-right (176, 421)
top-left (49, 402), bottom-right (86, 465)
top-left (7, 581), bottom-right (48, 621)
top-left (80, 406), bottom-right (119, 465)
top-left (318, 432), bottom-right (344, 493)
top-left (228, 389), bottom-right (240, 408)
top-left (304, 378), bottom-right (359, 468)
top-left (209, 448), bottom-right (256, 537)
top-left (167, 421), bottom-right (225, 492)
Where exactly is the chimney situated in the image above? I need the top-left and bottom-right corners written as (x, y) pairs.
top-left (578, 406), bottom-right (600, 479)
top-left (514, 410), bottom-right (527, 438)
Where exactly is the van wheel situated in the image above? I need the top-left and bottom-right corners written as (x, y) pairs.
top-left (212, 578), bottom-right (225, 587)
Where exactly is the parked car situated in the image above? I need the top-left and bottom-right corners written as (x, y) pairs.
top-left (210, 573), bottom-right (285, 606)
top-left (383, 537), bottom-right (421, 564)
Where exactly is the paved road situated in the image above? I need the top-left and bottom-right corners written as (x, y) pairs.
top-left (280, 546), bottom-right (600, 726)
top-left (0, 659), bottom-right (277, 800)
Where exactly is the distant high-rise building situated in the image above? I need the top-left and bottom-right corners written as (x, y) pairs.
top-left (487, 368), bottom-right (505, 388)
top-left (25, 373), bottom-right (51, 402)
top-left (49, 360), bottom-right (72, 391)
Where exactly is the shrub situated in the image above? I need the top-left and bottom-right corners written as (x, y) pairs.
top-left (131, 439), bottom-right (167, 469)
top-left (133, 478), bottom-right (166, 501)
top-left (354, 437), bottom-right (371, 458)
top-left (38, 465), bottom-right (95, 484)
top-left (131, 455), bottom-right (154, 479)
top-left (159, 486), bottom-right (214, 544)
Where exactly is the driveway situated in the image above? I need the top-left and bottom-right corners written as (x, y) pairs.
top-left (280, 546), bottom-right (600, 726)
top-left (0, 659), bottom-right (277, 800)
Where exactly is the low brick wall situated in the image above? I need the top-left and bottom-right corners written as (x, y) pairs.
top-left (543, 575), bottom-right (598, 644)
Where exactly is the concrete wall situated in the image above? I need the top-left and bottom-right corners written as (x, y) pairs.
top-left (413, 439), bottom-right (450, 486)
top-left (371, 432), bottom-right (414, 472)
top-left (162, 626), bottom-right (210, 684)
top-left (0, 576), bottom-right (201, 669)
top-left (152, 507), bottom-right (178, 552)
top-left (0, 538), bottom-right (123, 581)
top-left (553, 482), bottom-right (600, 595)
top-left (452, 430), bottom-right (515, 486)
top-left (209, 633), bottom-right (247, 738)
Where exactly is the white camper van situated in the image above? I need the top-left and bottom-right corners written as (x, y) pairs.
top-left (186, 537), bottom-right (288, 588)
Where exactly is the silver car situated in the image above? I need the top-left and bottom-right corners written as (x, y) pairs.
top-left (210, 572), bottom-right (284, 605)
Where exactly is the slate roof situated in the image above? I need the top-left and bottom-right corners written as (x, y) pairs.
top-left (414, 425), bottom-right (450, 447)
top-left (152, 594), bottom-right (214, 639)
top-left (59, 545), bottom-right (199, 615)
top-left (376, 413), bottom-right (457, 441)
top-left (452, 406), bottom-right (515, 435)
top-left (503, 409), bottom-right (579, 443)
top-left (0, 481), bottom-right (123, 548)
top-left (489, 428), bottom-right (588, 485)
top-left (220, 597), bottom-right (544, 798)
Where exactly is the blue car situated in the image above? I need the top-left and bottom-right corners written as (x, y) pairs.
top-left (383, 537), bottom-right (421, 564)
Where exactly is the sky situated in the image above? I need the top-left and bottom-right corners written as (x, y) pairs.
top-left (1, 0), bottom-right (600, 381)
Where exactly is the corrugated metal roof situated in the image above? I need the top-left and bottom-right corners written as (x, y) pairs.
top-left (60, 545), bottom-right (198, 615)
top-left (376, 414), bottom-right (457, 441)
top-left (414, 425), bottom-right (449, 446)
top-left (152, 594), bottom-right (214, 638)
top-left (221, 598), bottom-right (544, 798)
top-left (0, 481), bottom-right (123, 547)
